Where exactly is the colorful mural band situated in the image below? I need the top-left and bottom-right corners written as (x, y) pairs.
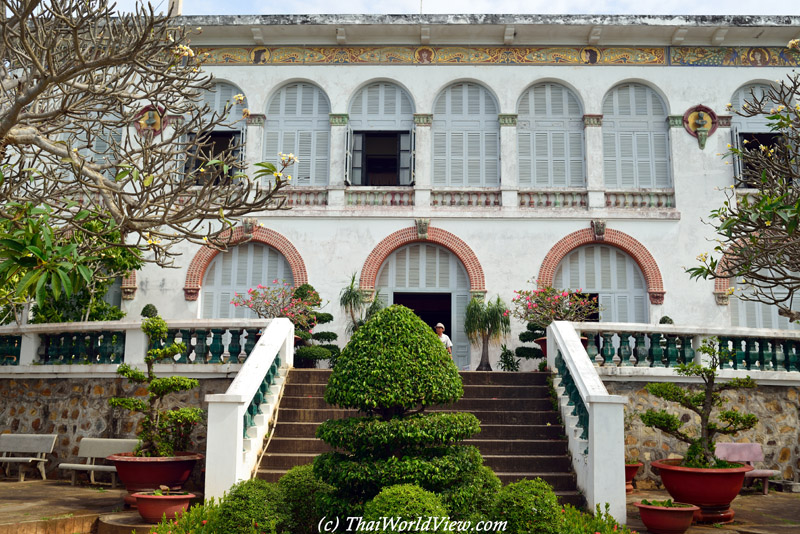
top-left (195, 46), bottom-right (799, 67)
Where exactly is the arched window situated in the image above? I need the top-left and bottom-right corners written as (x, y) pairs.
top-left (602, 83), bottom-right (670, 189)
top-left (191, 82), bottom-right (248, 182)
top-left (517, 83), bottom-right (585, 187)
top-left (264, 83), bottom-right (331, 186)
top-left (730, 83), bottom-right (778, 186)
top-left (432, 83), bottom-right (500, 187)
top-left (375, 244), bottom-right (471, 369)
top-left (346, 82), bottom-right (415, 186)
top-left (730, 278), bottom-right (800, 330)
top-left (201, 243), bottom-right (294, 319)
top-left (554, 245), bottom-right (648, 323)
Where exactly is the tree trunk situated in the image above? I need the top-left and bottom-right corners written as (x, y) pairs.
top-left (476, 336), bottom-right (492, 371)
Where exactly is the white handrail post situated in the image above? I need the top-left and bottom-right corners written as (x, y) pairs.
top-left (124, 327), bottom-right (147, 365)
top-left (588, 395), bottom-right (627, 521)
top-left (19, 332), bottom-right (38, 366)
top-left (204, 394), bottom-right (245, 500)
top-left (281, 325), bottom-right (294, 368)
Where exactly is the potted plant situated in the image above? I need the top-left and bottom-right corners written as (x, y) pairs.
top-left (640, 338), bottom-right (757, 524)
top-left (634, 499), bottom-right (699, 534)
top-left (133, 485), bottom-right (196, 523)
top-left (511, 280), bottom-right (600, 358)
top-left (108, 315), bottom-right (204, 505)
top-left (464, 295), bottom-right (511, 371)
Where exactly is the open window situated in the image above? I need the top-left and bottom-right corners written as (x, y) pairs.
top-left (730, 84), bottom-right (777, 188)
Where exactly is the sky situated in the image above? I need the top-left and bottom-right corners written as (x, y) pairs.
top-left (113, 0), bottom-right (800, 17)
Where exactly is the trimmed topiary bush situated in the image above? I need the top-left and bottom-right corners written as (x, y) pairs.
top-left (362, 484), bottom-right (450, 534)
top-left (294, 345), bottom-right (332, 361)
top-left (278, 464), bottom-right (334, 534)
top-left (491, 478), bottom-right (561, 534)
top-left (216, 478), bottom-right (287, 534)
top-left (439, 465), bottom-right (501, 523)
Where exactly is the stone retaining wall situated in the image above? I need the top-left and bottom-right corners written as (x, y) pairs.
top-left (605, 381), bottom-right (800, 487)
top-left (0, 377), bottom-right (231, 488)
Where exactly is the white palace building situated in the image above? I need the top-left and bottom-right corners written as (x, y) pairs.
top-left (118, 14), bottom-right (800, 370)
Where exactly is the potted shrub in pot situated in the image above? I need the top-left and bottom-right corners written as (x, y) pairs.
top-left (108, 315), bottom-right (204, 505)
top-left (511, 280), bottom-right (600, 358)
top-left (634, 499), bottom-right (699, 534)
top-left (641, 338), bottom-right (757, 524)
top-left (133, 485), bottom-right (196, 523)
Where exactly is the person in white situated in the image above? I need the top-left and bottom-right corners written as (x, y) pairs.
top-left (435, 323), bottom-right (452, 354)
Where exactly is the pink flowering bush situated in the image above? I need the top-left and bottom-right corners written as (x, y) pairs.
top-left (512, 280), bottom-right (600, 328)
top-left (231, 280), bottom-right (318, 331)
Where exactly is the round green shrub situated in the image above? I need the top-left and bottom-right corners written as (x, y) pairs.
top-left (491, 478), bottom-right (561, 534)
top-left (316, 413), bottom-right (481, 456)
top-left (278, 464), bottom-right (334, 534)
top-left (140, 304), bottom-right (159, 318)
top-left (440, 465), bottom-right (501, 523)
top-left (320, 343), bottom-right (340, 358)
top-left (216, 478), bottom-right (288, 534)
top-left (314, 312), bottom-right (334, 324)
top-left (326, 305), bottom-right (463, 418)
top-left (362, 484), bottom-right (449, 534)
top-left (295, 345), bottom-right (332, 361)
top-left (294, 329), bottom-right (312, 342)
top-left (312, 331), bottom-right (338, 343)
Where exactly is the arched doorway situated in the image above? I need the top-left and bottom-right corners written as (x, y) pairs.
top-left (375, 243), bottom-right (471, 369)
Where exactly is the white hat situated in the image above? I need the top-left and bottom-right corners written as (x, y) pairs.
top-left (435, 323), bottom-right (445, 329)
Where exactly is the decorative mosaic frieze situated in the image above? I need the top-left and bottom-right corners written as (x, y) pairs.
top-left (329, 113), bottom-right (348, 126)
top-left (670, 46), bottom-right (800, 67)
top-left (668, 115), bottom-right (683, 128)
top-left (413, 113), bottom-right (433, 126)
top-left (498, 114), bottom-right (518, 127)
top-left (246, 113), bottom-right (265, 126)
top-left (718, 115), bottom-right (732, 127)
top-left (583, 114), bottom-right (602, 127)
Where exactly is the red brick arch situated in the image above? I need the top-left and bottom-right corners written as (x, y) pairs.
top-left (537, 228), bottom-right (665, 305)
top-left (359, 227), bottom-right (485, 292)
top-left (183, 227), bottom-right (308, 301)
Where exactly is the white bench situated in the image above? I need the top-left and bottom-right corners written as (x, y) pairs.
top-left (58, 438), bottom-right (138, 488)
top-left (0, 433), bottom-right (57, 481)
top-left (716, 442), bottom-right (781, 495)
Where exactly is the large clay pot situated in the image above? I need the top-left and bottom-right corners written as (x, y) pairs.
top-left (625, 462), bottom-right (643, 494)
top-left (108, 452), bottom-right (203, 506)
top-left (634, 501), bottom-right (699, 534)
top-left (651, 458), bottom-right (753, 523)
top-left (133, 491), bottom-right (195, 523)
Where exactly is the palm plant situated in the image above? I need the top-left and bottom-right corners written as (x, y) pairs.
top-left (339, 272), bottom-right (384, 334)
top-left (465, 296), bottom-right (511, 371)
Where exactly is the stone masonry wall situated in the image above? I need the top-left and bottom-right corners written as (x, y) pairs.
top-left (605, 381), bottom-right (800, 488)
top-left (0, 377), bottom-right (231, 488)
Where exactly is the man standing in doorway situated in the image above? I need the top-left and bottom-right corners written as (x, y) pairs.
top-left (435, 323), bottom-right (452, 354)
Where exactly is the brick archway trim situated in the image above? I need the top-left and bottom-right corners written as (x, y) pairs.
top-left (537, 228), bottom-right (665, 305)
top-left (183, 227), bottom-right (308, 301)
top-left (359, 227), bottom-right (486, 292)
top-left (121, 271), bottom-right (137, 300)
top-left (713, 252), bottom-right (735, 305)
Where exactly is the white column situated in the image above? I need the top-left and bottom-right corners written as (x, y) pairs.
top-left (328, 114), bottom-right (348, 207)
top-left (584, 115), bottom-right (605, 209)
top-left (123, 328), bottom-right (147, 366)
top-left (244, 115), bottom-right (265, 173)
top-left (204, 394), bottom-right (245, 500)
top-left (413, 114), bottom-right (433, 207)
top-left (588, 398), bottom-right (627, 523)
top-left (18, 333), bottom-right (39, 366)
top-left (499, 114), bottom-right (518, 208)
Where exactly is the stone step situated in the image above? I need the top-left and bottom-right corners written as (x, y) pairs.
top-left (286, 370), bottom-right (551, 387)
top-left (285, 369), bottom-right (332, 385)
top-left (279, 395), bottom-right (553, 411)
top-left (282, 383), bottom-right (551, 400)
top-left (480, 454), bottom-right (572, 472)
top-left (267, 437), bottom-right (331, 454)
top-left (493, 472), bottom-right (576, 491)
top-left (276, 408), bottom-right (561, 425)
top-left (476, 424), bottom-right (567, 440)
top-left (464, 439), bottom-right (568, 456)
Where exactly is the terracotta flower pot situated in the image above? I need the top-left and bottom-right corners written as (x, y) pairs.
top-left (108, 452), bottom-right (203, 506)
top-left (652, 458), bottom-right (753, 523)
top-left (625, 462), bottom-right (643, 494)
top-left (634, 501), bottom-right (699, 534)
top-left (133, 491), bottom-right (195, 523)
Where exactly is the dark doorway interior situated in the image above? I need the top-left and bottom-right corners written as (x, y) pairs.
top-left (392, 292), bottom-right (452, 336)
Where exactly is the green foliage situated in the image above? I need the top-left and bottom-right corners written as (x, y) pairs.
top-left (314, 445), bottom-right (483, 503)
top-left (295, 345), bottom-right (332, 361)
top-left (339, 272), bottom-right (384, 334)
top-left (109, 315), bottom-right (203, 457)
top-left (640, 337), bottom-right (757, 467)
top-left (499, 344), bottom-right (520, 372)
top-left (141, 304), bottom-right (159, 318)
top-left (325, 305), bottom-right (463, 419)
top-left (320, 344), bottom-right (340, 358)
top-left (659, 315), bottom-right (674, 324)
top-left (149, 499), bottom-right (222, 534)
top-left (561, 503), bottom-right (638, 533)
top-left (439, 465), bottom-right (500, 523)
top-left (278, 464), bottom-right (334, 534)
top-left (512, 282), bottom-right (600, 328)
top-left (465, 295), bottom-right (511, 370)
top-left (491, 478), bottom-right (561, 534)
top-left (515, 322), bottom-right (545, 362)
top-left (639, 499), bottom-right (693, 508)
top-left (316, 413), bottom-right (481, 457)
top-left (362, 484), bottom-right (450, 534)
top-left (311, 331), bottom-right (338, 343)
top-left (314, 312), bottom-right (334, 324)
top-left (216, 479), bottom-right (287, 534)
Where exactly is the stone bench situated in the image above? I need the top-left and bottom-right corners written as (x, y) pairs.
top-left (0, 433), bottom-right (57, 481)
top-left (716, 442), bottom-right (781, 495)
top-left (58, 438), bottom-right (138, 488)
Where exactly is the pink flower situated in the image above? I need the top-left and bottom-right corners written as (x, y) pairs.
top-left (532, 303), bottom-right (538, 308)
top-left (562, 291), bottom-right (568, 297)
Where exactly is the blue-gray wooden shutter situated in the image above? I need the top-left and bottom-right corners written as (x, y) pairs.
top-left (203, 82), bottom-right (247, 131)
top-left (432, 83), bottom-right (500, 187)
top-left (602, 84), bottom-right (670, 189)
top-left (730, 277), bottom-right (799, 330)
top-left (730, 84), bottom-right (775, 185)
top-left (517, 83), bottom-right (585, 187)
top-left (265, 82), bottom-right (331, 186)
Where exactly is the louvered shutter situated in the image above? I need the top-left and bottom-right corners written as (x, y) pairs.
top-left (344, 125), bottom-right (353, 184)
top-left (399, 132), bottom-right (412, 185)
top-left (409, 128), bottom-right (416, 183)
top-left (433, 131), bottom-right (448, 186)
top-left (352, 132), bottom-right (364, 185)
top-left (453, 292), bottom-right (470, 369)
top-left (731, 125), bottom-right (743, 181)
top-left (349, 82), bottom-right (414, 130)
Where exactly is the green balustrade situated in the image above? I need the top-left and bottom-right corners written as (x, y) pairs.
top-left (193, 329), bottom-right (207, 363)
top-left (585, 334), bottom-right (599, 364)
top-left (744, 338), bottom-right (757, 370)
top-left (618, 333), bottom-right (633, 366)
top-left (111, 332), bottom-right (125, 362)
top-left (770, 339), bottom-right (780, 371)
top-left (577, 401), bottom-right (589, 440)
top-left (665, 336), bottom-right (679, 367)
top-left (0, 335), bottom-right (21, 365)
top-left (243, 329), bottom-right (258, 359)
top-left (228, 329), bottom-right (243, 363)
top-left (600, 333), bottom-right (615, 366)
top-left (648, 333), bottom-right (664, 367)
top-left (679, 336), bottom-right (694, 365)
top-left (208, 329), bottom-right (225, 363)
top-left (757, 339), bottom-right (770, 371)
top-left (634, 333), bottom-right (649, 367)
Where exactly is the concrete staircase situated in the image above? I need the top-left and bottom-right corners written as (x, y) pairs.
top-left (257, 369), bottom-right (583, 507)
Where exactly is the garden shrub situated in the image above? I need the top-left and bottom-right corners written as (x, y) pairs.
top-left (215, 478), bottom-right (288, 534)
top-left (312, 330), bottom-right (338, 343)
top-left (294, 345), bottom-right (332, 361)
top-left (278, 464), bottom-right (334, 534)
top-left (491, 478), bottom-right (560, 534)
top-left (439, 465), bottom-right (500, 523)
top-left (561, 503), bottom-right (638, 534)
top-left (362, 484), bottom-right (450, 534)
top-left (149, 499), bottom-right (222, 534)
